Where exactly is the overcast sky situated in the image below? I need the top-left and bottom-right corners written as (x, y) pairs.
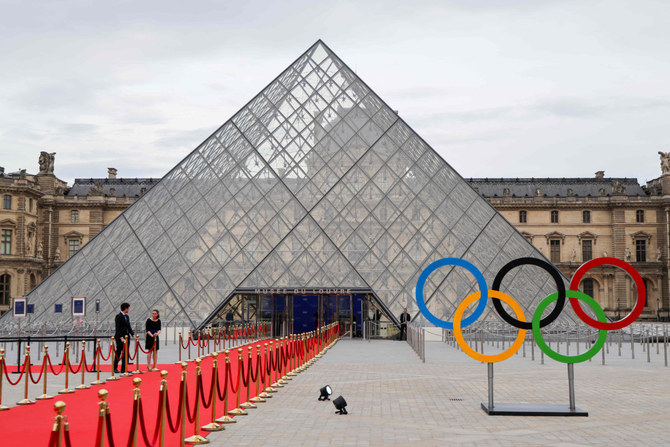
top-left (1, 0), bottom-right (669, 186)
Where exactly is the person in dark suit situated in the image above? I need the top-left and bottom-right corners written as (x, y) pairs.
top-left (399, 308), bottom-right (411, 340)
top-left (113, 302), bottom-right (134, 373)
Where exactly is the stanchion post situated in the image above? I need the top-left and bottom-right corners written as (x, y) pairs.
top-left (129, 378), bottom-right (142, 447)
top-left (0, 349), bottom-right (8, 410)
top-left (35, 346), bottom-right (54, 400)
top-left (250, 345), bottom-right (266, 403)
top-left (51, 401), bottom-right (68, 447)
top-left (184, 358), bottom-right (210, 444)
top-left (228, 349), bottom-right (248, 416)
top-left (188, 331), bottom-right (192, 361)
top-left (201, 354), bottom-right (224, 432)
top-left (179, 362), bottom-right (188, 447)
top-left (76, 341), bottom-right (91, 390)
top-left (260, 343), bottom-right (273, 397)
top-left (121, 337), bottom-right (131, 378)
top-left (91, 340), bottom-right (105, 385)
top-left (240, 348), bottom-right (257, 409)
top-left (487, 363), bottom-right (494, 411)
top-left (132, 335), bottom-right (143, 375)
top-left (176, 332), bottom-right (183, 364)
top-left (158, 371), bottom-right (168, 447)
top-left (96, 389), bottom-right (110, 447)
top-left (568, 363), bottom-right (576, 410)
top-left (16, 346), bottom-right (35, 405)
top-left (270, 341), bottom-right (282, 389)
top-left (216, 350), bottom-right (236, 424)
top-left (106, 337), bottom-right (119, 382)
top-left (59, 343), bottom-right (74, 394)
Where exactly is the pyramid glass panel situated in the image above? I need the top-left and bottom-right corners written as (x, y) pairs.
top-left (6, 40), bottom-right (579, 332)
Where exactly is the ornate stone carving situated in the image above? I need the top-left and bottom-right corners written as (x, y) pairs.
top-left (89, 181), bottom-right (104, 196)
top-left (659, 151), bottom-right (670, 174)
top-left (38, 151), bottom-right (56, 174)
top-left (624, 248), bottom-right (632, 262)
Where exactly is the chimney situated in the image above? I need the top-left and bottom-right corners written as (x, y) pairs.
top-left (595, 171), bottom-right (605, 179)
top-left (108, 168), bottom-right (117, 179)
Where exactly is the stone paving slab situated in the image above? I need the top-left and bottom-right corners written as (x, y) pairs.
top-left (206, 339), bottom-right (670, 447)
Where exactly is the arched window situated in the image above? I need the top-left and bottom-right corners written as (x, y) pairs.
top-left (0, 274), bottom-right (10, 306)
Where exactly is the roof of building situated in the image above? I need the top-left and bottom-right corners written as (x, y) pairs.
top-left (67, 178), bottom-right (160, 197)
top-left (466, 177), bottom-right (648, 197)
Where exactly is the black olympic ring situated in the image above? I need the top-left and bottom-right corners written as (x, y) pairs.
top-left (491, 257), bottom-right (566, 329)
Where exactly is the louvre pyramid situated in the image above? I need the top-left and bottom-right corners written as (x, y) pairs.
top-left (10, 41), bottom-right (577, 330)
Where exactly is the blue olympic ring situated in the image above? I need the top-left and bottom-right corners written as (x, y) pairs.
top-left (415, 258), bottom-right (488, 330)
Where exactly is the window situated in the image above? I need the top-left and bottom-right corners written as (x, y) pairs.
top-left (519, 210), bottom-right (527, 223)
top-left (636, 239), bottom-right (646, 262)
top-left (71, 210), bottom-right (79, 223)
top-left (551, 210), bottom-right (559, 223)
top-left (582, 278), bottom-right (594, 298)
top-left (550, 239), bottom-right (561, 263)
top-left (582, 240), bottom-right (593, 262)
top-left (2, 195), bottom-right (10, 210)
top-left (1, 229), bottom-right (11, 255)
top-left (636, 210), bottom-right (644, 223)
top-left (582, 210), bottom-right (591, 224)
top-left (68, 239), bottom-right (80, 258)
top-left (29, 198), bottom-right (33, 212)
top-left (0, 274), bottom-right (9, 306)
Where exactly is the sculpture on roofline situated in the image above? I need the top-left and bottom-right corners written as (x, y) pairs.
top-left (659, 151), bottom-right (670, 174)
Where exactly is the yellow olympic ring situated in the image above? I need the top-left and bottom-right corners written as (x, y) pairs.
top-left (453, 290), bottom-right (527, 363)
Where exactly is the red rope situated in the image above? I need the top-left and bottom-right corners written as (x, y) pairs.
top-left (240, 355), bottom-right (249, 388)
top-left (126, 398), bottom-right (139, 447)
top-left (184, 379), bottom-right (196, 424)
top-left (28, 355), bottom-right (47, 384)
top-left (2, 358), bottom-right (24, 385)
top-left (138, 398), bottom-right (161, 447)
top-left (164, 382), bottom-right (184, 434)
top-left (228, 360), bottom-right (239, 395)
top-left (249, 354), bottom-right (258, 383)
top-left (105, 412), bottom-right (116, 447)
top-left (127, 340), bottom-right (138, 361)
top-left (199, 371), bottom-right (214, 410)
top-left (45, 352), bottom-right (65, 375)
top-left (99, 343), bottom-right (114, 362)
top-left (216, 361), bottom-right (230, 401)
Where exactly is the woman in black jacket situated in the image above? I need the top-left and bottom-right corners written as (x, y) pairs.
top-left (145, 309), bottom-right (161, 370)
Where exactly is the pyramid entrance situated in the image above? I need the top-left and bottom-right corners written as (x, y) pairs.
top-left (202, 288), bottom-right (397, 339)
top-left (4, 40), bottom-right (578, 334)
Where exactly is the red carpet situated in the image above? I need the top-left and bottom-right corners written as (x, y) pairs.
top-left (0, 340), bottom-right (290, 446)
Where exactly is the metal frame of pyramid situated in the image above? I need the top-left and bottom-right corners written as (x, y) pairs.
top-left (4, 40), bottom-right (577, 331)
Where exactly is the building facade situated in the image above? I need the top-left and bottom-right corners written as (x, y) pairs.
top-left (0, 153), bottom-right (157, 314)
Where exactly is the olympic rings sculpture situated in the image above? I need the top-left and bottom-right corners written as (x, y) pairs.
top-left (415, 256), bottom-right (646, 364)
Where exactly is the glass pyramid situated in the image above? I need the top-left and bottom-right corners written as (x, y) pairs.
top-left (7, 41), bottom-right (577, 330)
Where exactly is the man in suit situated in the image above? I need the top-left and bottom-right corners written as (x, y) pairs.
top-left (399, 308), bottom-right (411, 341)
top-left (113, 302), bottom-right (134, 373)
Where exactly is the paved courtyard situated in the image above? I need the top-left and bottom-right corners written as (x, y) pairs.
top-left (207, 338), bottom-right (669, 447)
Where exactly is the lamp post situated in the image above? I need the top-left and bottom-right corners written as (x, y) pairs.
top-left (616, 297), bottom-right (621, 320)
top-left (657, 298), bottom-right (661, 322)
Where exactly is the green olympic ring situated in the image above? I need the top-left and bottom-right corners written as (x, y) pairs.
top-left (532, 290), bottom-right (608, 363)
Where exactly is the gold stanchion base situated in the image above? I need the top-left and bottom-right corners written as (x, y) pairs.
top-left (184, 434), bottom-right (210, 445)
top-left (120, 372), bottom-right (132, 378)
top-left (0, 405), bottom-right (9, 411)
top-left (271, 381), bottom-right (283, 388)
top-left (106, 376), bottom-right (119, 382)
top-left (58, 388), bottom-right (74, 394)
top-left (278, 379), bottom-right (288, 385)
top-left (75, 384), bottom-right (91, 390)
top-left (240, 401), bottom-right (257, 409)
top-left (228, 408), bottom-right (248, 416)
top-left (16, 398), bottom-right (35, 405)
top-left (35, 394), bottom-right (53, 400)
top-left (250, 396), bottom-right (266, 403)
top-left (265, 386), bottom-right (278, 393)
top-left (201, 422), bottom-right (224, 432)
top-left (259, 391), bottom-right (272, 398)
top-left (215, 415), bottom-right (237, 424)
top-left (287, 371), bottom-right (298, 377)
top-left (90, 379), bottom-right (106, 385)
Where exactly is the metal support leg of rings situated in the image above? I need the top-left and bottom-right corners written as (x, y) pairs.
top-left (480, 363), bottom-right (588, 416)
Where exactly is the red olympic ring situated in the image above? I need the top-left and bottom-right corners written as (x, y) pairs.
top-left (569, 257), bottom-right (645, 330)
